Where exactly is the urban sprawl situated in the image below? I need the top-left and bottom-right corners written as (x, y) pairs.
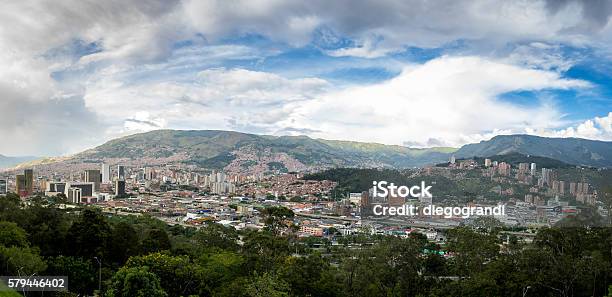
top-left (0, 155), bottom-right (607, 245)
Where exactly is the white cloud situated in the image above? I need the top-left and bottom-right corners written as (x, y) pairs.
top-left (326, 36), bottom-right (399, 58)
top-left (123, 111), bottom-right (168, 132)
top-left (281, 56), bottom-right (590, 147)
top-left (0, 0), bottom-right (610, 156)
top-left (529, 112), bottom-right (612, 140)
top-left (82, 67), bottom-right (329, 141)
top-left (77, 56), bottom-right (593, 150)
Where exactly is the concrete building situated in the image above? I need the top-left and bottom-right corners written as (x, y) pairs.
top-left (24, 169), bottom-right (34, 195)
top-left (101, 164), bottom-right (110, 183)
top-left (498, 162), bottom-right (511, 176)
top-left (115, 180), bottom-right (126, 197)
top-left (65, 182), bottom-right (95, 203)
top-left (0, 179), bottom-right (6, 194)
top-left (569, 182), bottom-right (577, 195)
top-left (388, 191), bottom-right (405, 207)
top-left (85, 169), bottom-right (101, 192)
top-left (15, 174), bottom-right (26, 197)
top-left (66, 187), bottom-right (82, 204)
top-left (117, 165), bottom-right (126, 181)
top-left (541, 168), bottom-right (553, 186)
top-left (45, 182), bottom-right (67, 196)
top-left (360, 191), bottom-right (372, 216)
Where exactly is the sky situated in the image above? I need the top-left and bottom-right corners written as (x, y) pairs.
top-left (2, 0), bottom-right (612, 156)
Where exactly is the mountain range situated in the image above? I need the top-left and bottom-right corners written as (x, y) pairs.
top-left (0, 154), bottom-right (39, 169)
top-left (70, 130), bottom-right (455, 174)
top-left (9, 130), bottom-right (612, 174)
top-left (455, 134), bottom-right (612, 168)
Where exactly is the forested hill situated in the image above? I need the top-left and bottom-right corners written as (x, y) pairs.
top-left (455, 134), bottom-right (612, 167)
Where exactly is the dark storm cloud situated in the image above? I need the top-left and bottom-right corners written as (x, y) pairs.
top-left (545, 0), bottom-right (612, 30)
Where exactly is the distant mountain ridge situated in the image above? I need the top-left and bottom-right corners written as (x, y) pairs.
top-left (71, 130), bottom-right (456, 174)
top-left (14, 131), bottom-right (612, 174)
top-left (0, 154), bottom-right (39, 169)
top-left (455, 134), bottom-right (612, 167)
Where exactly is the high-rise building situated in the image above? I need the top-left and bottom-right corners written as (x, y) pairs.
top-left (569, 182), bottom-right (577, 195)
top-left (552, 180), bottom-right (560, 194)
top-left (144, 167), bottom-right (155, 180)
top-left (101, 164), bottom-right (110, 183)
top-left (24, 169), bottom-right (34, 196)
top-left (115, 180), bottom-right (126, 197)
top-left (541, 168), bottom-right (552, 186)
top-left (117, 165), bottom-right (126, 181)
top-left (0, 179), bottom-right (6, 194)
top-left (484, 158), bottom-right (491, 167)
top-left (559, 181), bottom-right (565, 195)
top-left (85, 169), bottom-right (101, 192)
top-left (16, 174), bottom-right (27, 197)
top-left (360, 191), bottom-right (372, 216)
top-left (450, 155), bottom-right (456, 164)
top-left (498, 162), bottom-right (511, 176)
top-left (530, 163), bottom-right (537, 176)
top-left (388, 191), bottom-right (405, 207)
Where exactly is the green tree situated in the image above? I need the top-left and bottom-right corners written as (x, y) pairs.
top-left (244, 272), bottom-right (290, 297)
top-left (0, 246), bottom-right (46, 276)
top-left (22, 205), bottom-right (70, 256)
top-left (262, 207), bottom-right (294, 235)
top-left (108, 221), bottom-right (140, 265)
top-left (124, 253), bottom-right (198, 297)
top-left (446, 227), bottom-right (499, 277)
top-left (197, 251), bottom-right (246, 295)
top-left (105, 266), bottom-right (167, 297)
top-left (194, 222), bottom-right (239, 252)
top-left (242, 231), bottom-right (291, 272)
top-left (66, 208), bottom-right (112, 259)
top-left (0, 193), bottom-right (26, 226)
top-left (46, 256), bottom-right (96, 295)
top-left (141, 228), bottom-right (172, 254)
top-left (0, 221), bottom-right (28, 248)
top-left (278, 253), bottom-right (342, 297)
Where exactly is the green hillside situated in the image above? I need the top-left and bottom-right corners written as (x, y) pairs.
top-left (455, 135), bottom-right (612, 168)
top-left (74, 130), bottom-right (457, 170)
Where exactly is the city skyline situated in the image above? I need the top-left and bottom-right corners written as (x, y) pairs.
top-left (2, 0), bottom-right (612, 156)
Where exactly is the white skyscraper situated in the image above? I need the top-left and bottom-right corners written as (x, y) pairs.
top-left (530, 163), bottom-right (537, 176)
top-left (101, 164), bottom-right (110, 183)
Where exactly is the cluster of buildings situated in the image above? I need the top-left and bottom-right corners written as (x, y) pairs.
top-left (0, 165), bottom-right (129, 203)
top-left (0, 154), bottom-right (608, 240)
